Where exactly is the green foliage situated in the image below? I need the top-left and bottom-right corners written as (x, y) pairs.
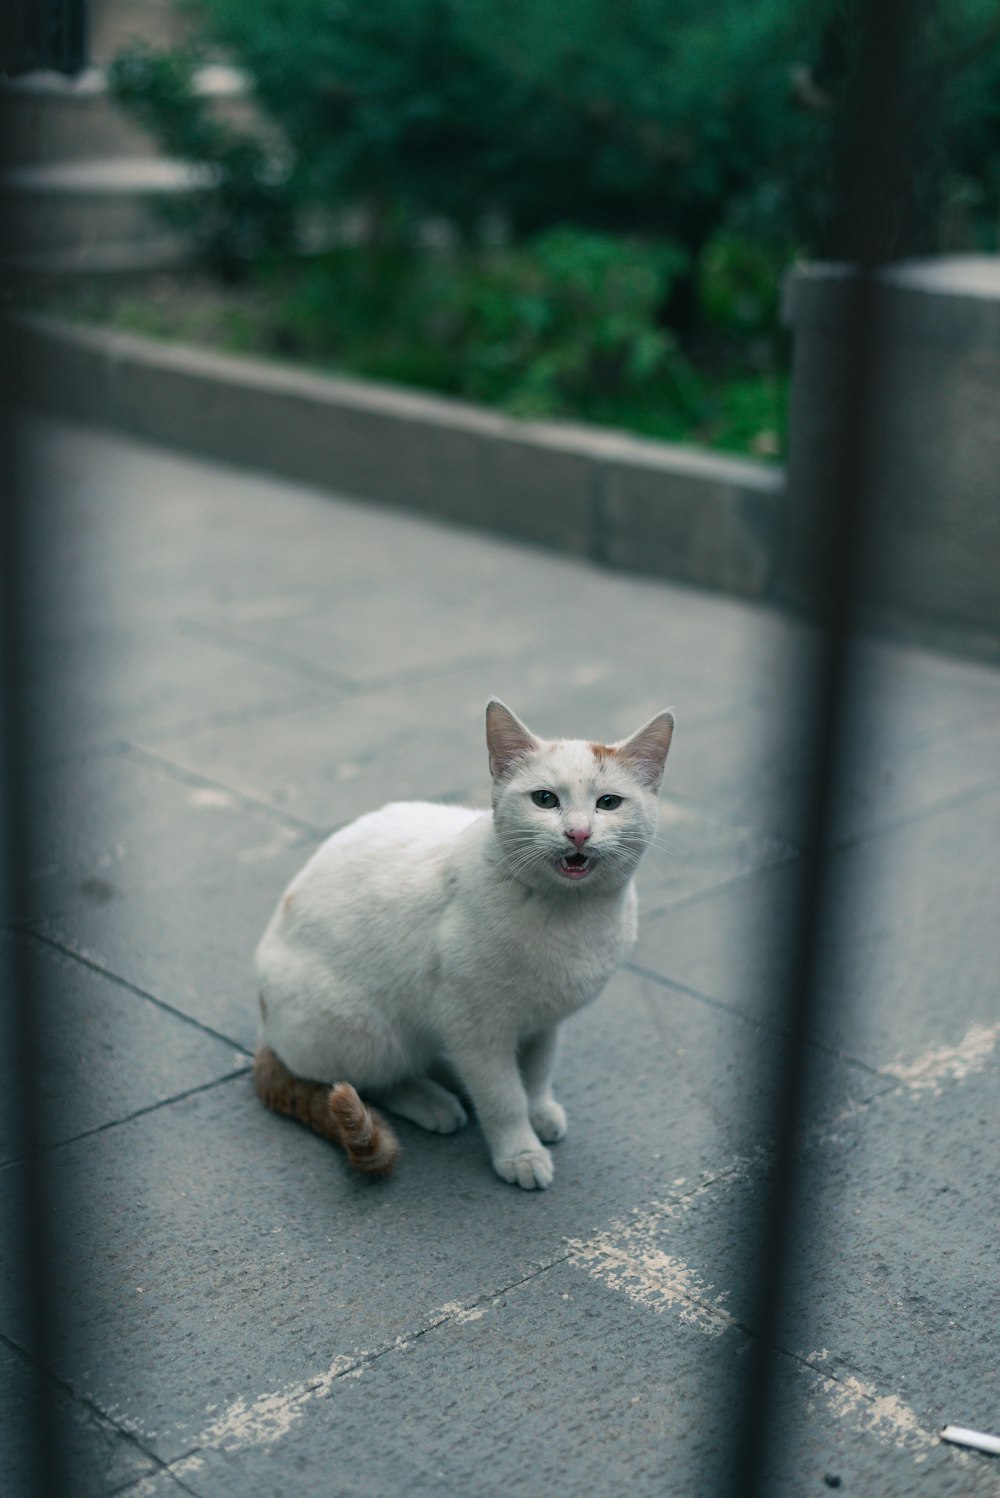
top-left (256, 227), bottom-right (702, 423)
top-left (100, 0), bottom-right (998, 457)
top-left (108, 45), bottom-right (295, 276)
top-left (188, 0), bottom-right (822, 259)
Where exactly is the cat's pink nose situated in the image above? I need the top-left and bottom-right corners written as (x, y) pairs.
top-left (565, 826), bottom-right (591, 849)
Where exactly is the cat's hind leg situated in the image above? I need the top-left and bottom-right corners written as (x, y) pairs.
top-left (254, 1045), bottom-right (399, 1176)
top-left (373, 1075), bottom-right (468, 1134)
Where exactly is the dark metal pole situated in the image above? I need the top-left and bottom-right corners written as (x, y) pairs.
top-left (721, 0), bottom-right (921, 1491)
top-left (1, 387), bottom-right (68, 1495)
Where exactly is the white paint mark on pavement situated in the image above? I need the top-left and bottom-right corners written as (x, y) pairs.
top-left (881, 1019), bottom-right (1000, 1096)
top-left (124, 1295), bottom-right (495, 1489)
top-left (805, 1353), bottom-right (938, 1460)
top-left (565, 1171), bottom-right (752, 1336)
top-left (567, 1230), bottom-right (735, 1335)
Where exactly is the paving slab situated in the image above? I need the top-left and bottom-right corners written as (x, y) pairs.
top-left (3, 417), bottom-right (998, 1497)
top-left (15, 745), bottom-right (308, 926)
top-left (0, 934), bottom-right (247, 1161)
top-left (37, 831), bottom-right (322, 1051)
top-left (0, 1340), bottom-right (157, 1498)
top-left (0, 966), bottom-right (882, 1461)
top-left (633, 783), bottom-right (1000, 1069)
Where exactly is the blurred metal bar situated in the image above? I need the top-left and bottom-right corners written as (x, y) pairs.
top-left (1, 335), bottom-right (67, 1494)
top-left (722, 0), bottom-right (922, 1491)
top-left (1, 0), bottom-right (88, 77)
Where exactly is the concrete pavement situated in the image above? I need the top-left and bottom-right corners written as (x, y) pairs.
top-left (3, 415), bottom-right (999, 1496)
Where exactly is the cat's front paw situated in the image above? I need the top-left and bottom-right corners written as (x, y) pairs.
top-left (530, 1100), bottom-right (567, 1143)
top-left (493, 1146), bottom-right (554, 1191)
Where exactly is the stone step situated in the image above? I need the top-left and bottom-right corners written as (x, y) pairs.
top-left (0, 64), bottom-right (264, 168)
top-left (0, 156), bottom-right (217, 255)
top-left (88, 0), bottom-right (195, 62)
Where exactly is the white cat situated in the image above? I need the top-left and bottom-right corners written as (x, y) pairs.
top-left (254, 699), bottom-right (673, 1190)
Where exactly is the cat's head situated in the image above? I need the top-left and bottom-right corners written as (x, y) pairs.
top-left (485, 699), bottom-right (673, 895)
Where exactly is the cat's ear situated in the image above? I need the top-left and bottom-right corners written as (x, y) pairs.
top-left (614, 710), bottom-right (674, 791)
top-left (486, 699), bottom-right (540, 779)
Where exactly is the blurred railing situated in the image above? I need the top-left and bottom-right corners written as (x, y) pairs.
top-left (1, 0), bottom-right (88, 77)
top-left (0, 0), bottom-right (948, 1493)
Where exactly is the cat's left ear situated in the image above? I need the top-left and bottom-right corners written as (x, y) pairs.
top-left (486, 699), bottom-right (540, 779)
top-left (614, 710), bottom-right (674, 791)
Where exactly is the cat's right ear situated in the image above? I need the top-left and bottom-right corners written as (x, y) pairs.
top-left (486, 700), bottom-right (539, 779)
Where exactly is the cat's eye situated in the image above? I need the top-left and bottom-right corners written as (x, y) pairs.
top-left (531, 789), bottom-right (560, 809)
top-left (596, 794), bottom-right (623, 811)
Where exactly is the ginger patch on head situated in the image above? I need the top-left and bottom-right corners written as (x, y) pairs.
top-left (589, 742), bottom-right (618, 764)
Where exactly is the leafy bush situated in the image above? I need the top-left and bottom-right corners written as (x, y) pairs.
top-left (255, 227), bottom-right (703, 422)
top-left (186, 0), bottom-right (822, 267)
top-left (101, 0), bottom-right (997, 455)
top-left (112, 1), bottom-right (1000, 284)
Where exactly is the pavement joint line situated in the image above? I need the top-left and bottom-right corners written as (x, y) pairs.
top-left (23, 924), bottom-right (253, 1056)
top-left (121, 742), bottom-right (327, 836)
top-left (637, 844), bottom-right (802, 925)
top-left (0, 1329), bottom-right (187, 1492)
top-left (0, 1067), bottom-right (252, 1173)
top-left (185, 616), bottom-right (581, 700)
top-left (110, 1471), bottom-right (201, 1498)
top-left (130, 1273), bottom-right (568, 1470)
top-left (640, 771), bottom-right (1000, 926)
top-left (560, 1163), bottom-right (987, 1478)
top-left (178, 618), bottom-right (358, 692)
top-left (126, 685), bottom-right (326, 749)
top-left (622, 958), bottom-right (890, 1083)
top-left (631, 844), bottom-right (802, 922)
top-left (826, 771), bottom-right (1000, 856)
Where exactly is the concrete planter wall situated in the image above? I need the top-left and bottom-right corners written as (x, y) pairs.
top-left (7, 255), bottom-right (1000, 662)
top-left (782, 256), bottom-right (1000, 656)
top-left (5, 314), bottom-right (784, 603)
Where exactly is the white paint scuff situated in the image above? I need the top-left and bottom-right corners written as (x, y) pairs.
top-left (565, 1173), bottom-right (751, 1337)
top-left (881, 1019), bottom-right (1000, 1096)
top-left (805, 1356), bottom-right (938, 1460)
top-left (567, 1232), bottom-right (735, 1335)
top-left (124, 1296), bottom-right (496, 1493)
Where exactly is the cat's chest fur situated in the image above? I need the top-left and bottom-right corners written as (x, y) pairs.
top-left (439, 857), bottom-right (637, 1031)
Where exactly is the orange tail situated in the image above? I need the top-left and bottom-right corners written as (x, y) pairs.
top-left (254, 1045), bottom-right (399, 1178)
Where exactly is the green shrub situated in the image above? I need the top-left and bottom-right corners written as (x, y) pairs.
top-left (255, 227), bottom-right (703, 422)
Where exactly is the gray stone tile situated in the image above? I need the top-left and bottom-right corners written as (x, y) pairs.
top-left (131, 694), bottom-right (485, 833)
top-left (17, 747), bottom-right (306, 926)
top-left (38, 832), bottom-right (321, 1050)
top-left (667, 686), bottom-right (1000, 845)
top-left (9, 416), bottom-right (1000, 1498)
top-left (0, 969), bottom-right (877, 1465)
top-left (0, 1339), bottom-right (157, 1498)
top-left (166, 1264), bottom-right (744, 1498)
top-left (22, 620), bottom-right (329, 766)
top-left (624, 1067), bottom-right (1000, 1493)
top-left (633, 785), bottom-right (1000, 1071)
top-left (1, 935), bottom-right (247, 1161)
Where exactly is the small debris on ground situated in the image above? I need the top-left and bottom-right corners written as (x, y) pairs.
top-left (941, 1425), bottom-right (1000, 1456)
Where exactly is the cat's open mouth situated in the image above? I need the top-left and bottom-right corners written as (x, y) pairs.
top-left (557, 852), bottom-right (593, 880)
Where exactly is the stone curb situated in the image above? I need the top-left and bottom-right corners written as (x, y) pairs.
top-left (6, 314), bottom-right (786, 602)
